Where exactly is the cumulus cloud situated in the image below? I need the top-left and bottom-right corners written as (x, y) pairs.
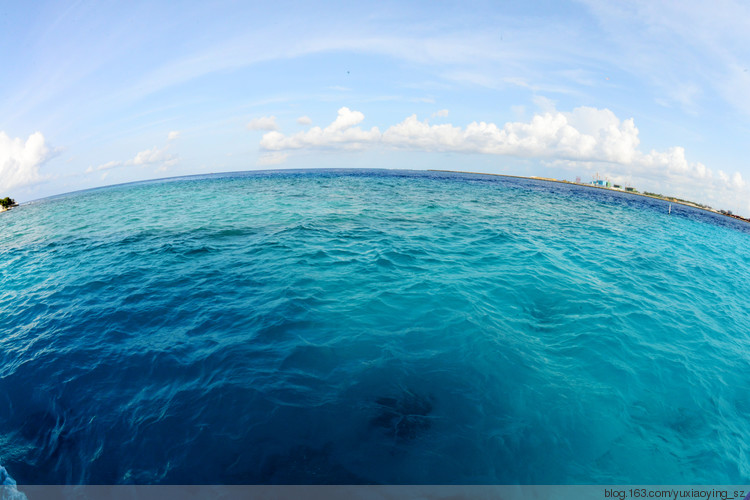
top-left (0, 131), bottom-right (51, 192)
top-left (262, 105), bottom-right (643, 162)
top-left (167, 131), bottom-right (180, 140)
top-left (133, 146), bottom-right (175, 166)
top-left (246, 116), bottom-right (278, 131)
top-left (261, 107), bottom-right (380, 151)
top-left (259, 106), bottom-right (750, 210)
top-left (87, 145), bottom-right (177, 174)
top-left (296, 116), bottom-right (312, 125)
top-left (432, 109), bottom-right (449, 118)
top-left (732, 172), bottom-right (746, 189)
top-left (717, 170), bottom-right (746, 190)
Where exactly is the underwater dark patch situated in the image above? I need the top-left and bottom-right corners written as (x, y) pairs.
top-left (371, 390), bottom-right (434, 441)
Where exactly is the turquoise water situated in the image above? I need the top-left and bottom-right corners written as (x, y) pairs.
top-left (1, 169), bottom-right (749, 484)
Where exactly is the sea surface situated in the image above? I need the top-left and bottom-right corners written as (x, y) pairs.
top-left (1, 169), bottom-right (749, 485)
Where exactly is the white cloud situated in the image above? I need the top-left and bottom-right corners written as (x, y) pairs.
top-left (0, 131), bottom-right (50, 192)
top-left (432, 109), bottom-right (449, 118)
top-left (296, 116), bottom-right (312, 125)
top-left (246, 116), bottom-right (278, 131)
top-left (167, 131), bottom-right (181, 141)
top-left (256, 152), bottom-right (288, 166)
top-left (718, 170), bottom-right (747, 190)
top-left (731, 172), bottom-right (746, 189)
top-left (260, 107), bottom-right (380, 151)
top-left (87, 145), bottom-right (177, 175)
top-left (133, 146), bottom-right (175, 166)
top-left (262, 105), bottom-right (641, 162)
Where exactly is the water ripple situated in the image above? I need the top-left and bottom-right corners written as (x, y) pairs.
top-left (1, 170), bottom-right (749, 484)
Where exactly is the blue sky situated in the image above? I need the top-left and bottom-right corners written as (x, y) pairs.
top-left (2, 1), bottom-right (750, 213)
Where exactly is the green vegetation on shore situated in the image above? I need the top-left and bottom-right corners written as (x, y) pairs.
top-left (642, 192), bottom-right (711, 210)
top-left (1, 197), bottom-right (17, 210)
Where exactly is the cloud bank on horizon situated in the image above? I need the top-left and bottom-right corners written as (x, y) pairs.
top-left (2, 0), bottom-right (750, 214)
top-left (258, 106), bottom-right (746, 204)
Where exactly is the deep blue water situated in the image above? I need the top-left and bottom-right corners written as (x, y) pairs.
top-left (1, 169), bottom-right (749, 484)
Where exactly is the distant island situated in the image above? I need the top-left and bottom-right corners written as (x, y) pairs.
top-left (0, 197), bottom-right (18, 212)
top-left (429, 170), bottom-right (750, 224)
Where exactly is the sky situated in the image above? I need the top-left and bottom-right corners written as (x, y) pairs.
top-left (2, 0), bottom-right (750, 214)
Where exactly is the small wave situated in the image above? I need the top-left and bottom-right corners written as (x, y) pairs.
top-left (0, 465), bottom-right (26, 500)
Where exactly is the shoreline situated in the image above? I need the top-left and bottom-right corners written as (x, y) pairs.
top-left (428, 169), bottom-right (749, 224)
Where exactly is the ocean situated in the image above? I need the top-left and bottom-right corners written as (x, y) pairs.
top-left (1, 169), bottom-right (749, 484)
